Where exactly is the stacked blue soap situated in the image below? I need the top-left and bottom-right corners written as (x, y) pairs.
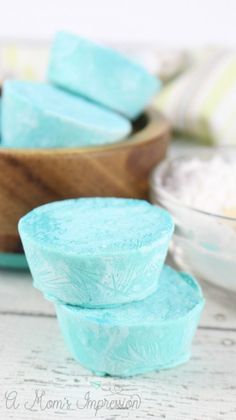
top-left (55, 266), bottom-right (204, 377)
top-left (18, 198), bottom-right (174, 307)
top-left (48, 31), bottom-right (161, 120)
top-left (1, 81), bottom-right (131, 148)
top-left (0, 31), bottom-right (161, 149)
top-left (19, 198), bottom-right (204, 377)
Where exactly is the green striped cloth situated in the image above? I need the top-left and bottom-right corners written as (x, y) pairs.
top-left (153, 49), bottom-right (236, 145)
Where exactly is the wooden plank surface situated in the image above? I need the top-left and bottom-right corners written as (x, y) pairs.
top-left (0, 267), bottom-right (236, 420)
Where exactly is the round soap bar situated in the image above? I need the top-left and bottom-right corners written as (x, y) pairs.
top-left (48, 32), bottom-right (161, 119)
top-left (1, 80), bottom-right (131, 148)
top-left (55, 265), bottom-right (204, 377)
top-left (18, 198), bottom-right (174, 307)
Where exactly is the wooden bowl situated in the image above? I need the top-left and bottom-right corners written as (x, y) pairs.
top-left (0, 109), bottom-right (170, 254)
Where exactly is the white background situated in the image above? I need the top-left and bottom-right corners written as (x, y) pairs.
top-left (0, 0), bottom-right (236, 47)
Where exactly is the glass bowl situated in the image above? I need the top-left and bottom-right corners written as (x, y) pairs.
top-left (150, 150), bottom-right (236, 293)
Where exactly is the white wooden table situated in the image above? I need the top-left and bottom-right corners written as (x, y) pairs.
top-left (0, 143), bottom-right (236, 419)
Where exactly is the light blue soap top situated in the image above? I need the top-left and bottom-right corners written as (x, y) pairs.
top-left (19, 198), bottom-right (174, 255)
top-left (1, 80), bottom-right (131, 148)
top-left (62, 265), bottom-right (203, 325)
top-left (48, 31), bottom-right (161, 119)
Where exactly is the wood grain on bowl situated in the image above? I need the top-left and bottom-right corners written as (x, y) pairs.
top-left (0, 110), bottom-right (170, 253)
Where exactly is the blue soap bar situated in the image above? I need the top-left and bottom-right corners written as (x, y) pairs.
top-left (1, 80), bottom-right (131, 148)
top-left (48, 32), bottom-right (161, 119)
top-left (18, 198), bottom-right (174, 307)
top-left (55, 265), bottom-right (204, 377)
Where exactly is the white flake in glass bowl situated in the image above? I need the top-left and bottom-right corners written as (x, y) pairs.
top-left (150, 150), bottom-right (236, 292)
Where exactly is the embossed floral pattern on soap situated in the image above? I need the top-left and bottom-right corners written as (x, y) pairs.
top-left (18, 198), bottom-right (174, 307)
top-left (55, 265), bottom-right (204, 377)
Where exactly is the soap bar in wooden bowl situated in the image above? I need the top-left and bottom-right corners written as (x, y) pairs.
top-left (55, 265), bottom-right (204, 377)
top-left (0, 110), bottom-right (169, 261)
top-left (19, 198), bottom-right (174, 307)
top-left (1, 80), bottom-right (131, 148)
top-left (48, 32), bottom-right (161, 119)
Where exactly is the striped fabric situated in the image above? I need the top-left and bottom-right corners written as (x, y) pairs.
top-left (154, 49), bottom-right (236, 145)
